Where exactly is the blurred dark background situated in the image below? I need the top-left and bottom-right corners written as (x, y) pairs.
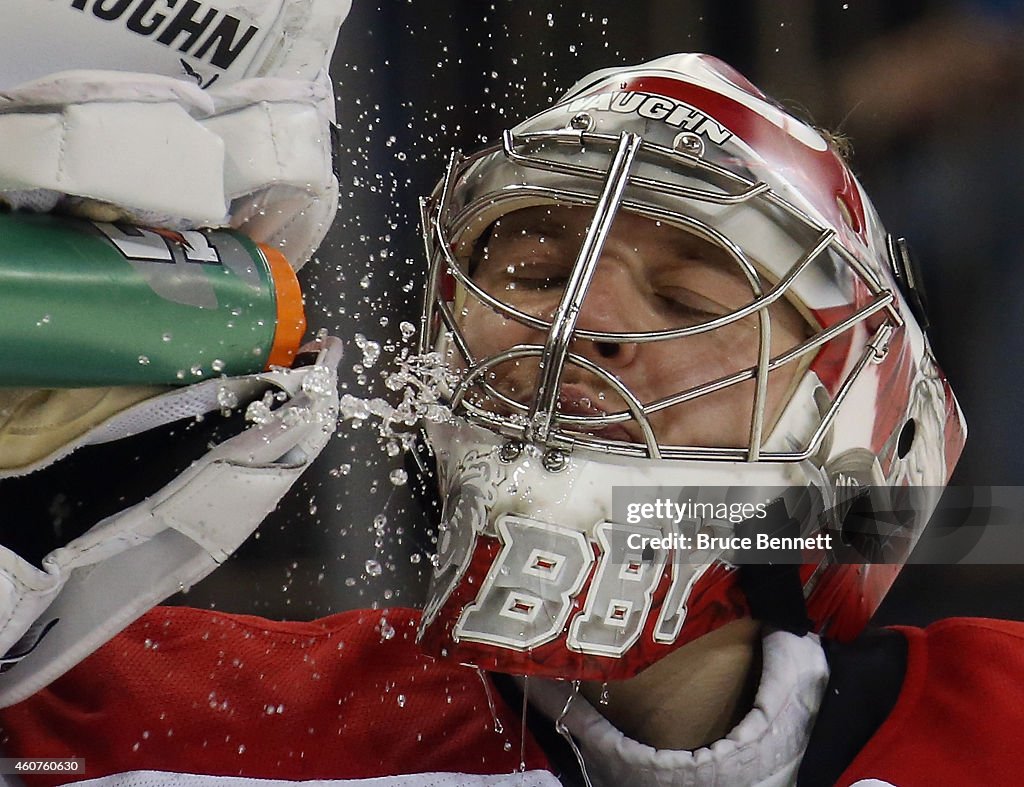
top-left (174, 0), bottom-right (1024, 626)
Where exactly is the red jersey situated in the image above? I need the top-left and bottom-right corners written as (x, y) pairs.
top-left (0, 607), bottom-right (554, 786)
top-left (1, 607), bottom-right (1023, 786)
top-left (836, 618), bottom-right (1024, 786)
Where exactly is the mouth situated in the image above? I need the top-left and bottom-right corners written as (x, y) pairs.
top-left (466, 372), bottom-right (642, 444)
top-left (556, 385), bottom-right (638, 444)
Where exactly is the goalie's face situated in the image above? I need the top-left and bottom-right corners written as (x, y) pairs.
top-left (460, 206), bottom-right (810, 449)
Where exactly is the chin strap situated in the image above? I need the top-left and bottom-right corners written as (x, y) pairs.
top-left (737, 498), bottom-right (813, 636)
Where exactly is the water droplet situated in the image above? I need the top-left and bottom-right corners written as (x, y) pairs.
top-left (365, 559), bottom-right (382, 577)
top-left (245, 398), bottom-right (273, 424)
top-left (301, 364), bottom-right (335, 396)
top-left (355, 333), bottom-right (381, 367)
top-left (217, 386), bottom-right (239, 410)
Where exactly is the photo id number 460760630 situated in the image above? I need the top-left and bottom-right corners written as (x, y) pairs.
top-left (0, 758), bottom-right (85, 774)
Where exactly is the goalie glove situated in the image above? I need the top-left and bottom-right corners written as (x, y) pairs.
top-left (0, 0), bottom-right (351, 269)
top-left (0, 0), bottom-right (349, 703)
top-left (0, 337), bottom-right (342, 708)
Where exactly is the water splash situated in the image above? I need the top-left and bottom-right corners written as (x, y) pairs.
top-left (554, 681), bottom-right (593, 787)
top-left (475, 667), bottom-right (505, 735)
top-left (217, 385), bottom-right (239, 410)
top-left (354, 333), bottom-right (381, 367)
top-left (519, 677), bottom-right (529, 774)
top-left (337, 349), bottom-right (455, 442)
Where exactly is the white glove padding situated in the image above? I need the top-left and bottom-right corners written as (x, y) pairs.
top-left (1, 0), bottom-right (351, 93)
top-left (0, 69), bottom-right (338, 269)
top-left (0, 337), bottom-right (342, 708)
top-left (0, 0), bottom-right (350, 269)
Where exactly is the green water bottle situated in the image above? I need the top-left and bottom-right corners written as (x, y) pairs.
top-left (0, 211), bottom-right (306, 386)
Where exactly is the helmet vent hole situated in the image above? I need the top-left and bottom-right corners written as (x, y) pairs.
top-left (897, 419), bottom-right (916, 459)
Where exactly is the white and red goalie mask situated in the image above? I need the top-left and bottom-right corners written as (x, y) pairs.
top-left (415, 53), bottom-right (965, 680)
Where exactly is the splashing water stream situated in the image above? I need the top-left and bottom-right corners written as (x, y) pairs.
top-left (475, 667), bottom-right (505, 735)
top-left (555, 681), bottom-right (594, 787)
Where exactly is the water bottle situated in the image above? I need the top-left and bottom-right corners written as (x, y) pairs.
top-left (0, 211), bottom-right (306, 386)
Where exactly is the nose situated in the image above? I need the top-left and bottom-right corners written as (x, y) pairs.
top-left (569, 261), bottom-right (641, 369)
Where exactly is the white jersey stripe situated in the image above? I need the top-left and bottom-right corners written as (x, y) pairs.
top-left (57, 771), bottom-right (561, 787)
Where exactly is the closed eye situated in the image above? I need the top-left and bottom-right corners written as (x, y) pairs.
top-left (655, 287), bottom-right (727, 322)
top-left (502, 259), bottom-right (571, 290)
top-left (510, 273), bottom-right (569, 290)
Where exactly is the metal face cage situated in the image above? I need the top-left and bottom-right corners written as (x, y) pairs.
top-left (420, 128), bottom-right (901, 463)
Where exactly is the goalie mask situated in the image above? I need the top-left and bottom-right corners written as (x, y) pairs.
top-left (415, 53), bottom-right (966, 680)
